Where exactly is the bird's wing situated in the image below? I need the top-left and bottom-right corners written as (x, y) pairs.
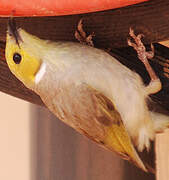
top-left (77, 83), bottom-right (147, 172)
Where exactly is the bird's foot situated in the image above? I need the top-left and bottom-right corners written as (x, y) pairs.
top-left (75, 19), bottom-right (94, 47)
top-left (128, 28), bottom-right (161, 94)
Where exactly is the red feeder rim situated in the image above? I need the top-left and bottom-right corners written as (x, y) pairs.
top-left (0, 0), bottom-right (148, 17)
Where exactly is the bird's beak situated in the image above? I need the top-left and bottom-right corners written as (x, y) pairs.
top-left (8, 18), bottom-right (22, 46)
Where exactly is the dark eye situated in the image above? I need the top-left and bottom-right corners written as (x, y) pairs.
top-left (13, 53), bottom-right (22, 64)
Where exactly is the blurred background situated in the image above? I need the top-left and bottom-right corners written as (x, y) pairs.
top-left (0, 92), bottom-right (32, 180)
top-left (0, 92), bottom-right (155, 180)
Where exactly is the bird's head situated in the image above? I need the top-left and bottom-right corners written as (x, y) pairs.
top-left (5, 19), bottom-right (46, 87)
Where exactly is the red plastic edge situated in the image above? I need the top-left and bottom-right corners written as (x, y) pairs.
top-left (0, 0), bottom-right (148, 17)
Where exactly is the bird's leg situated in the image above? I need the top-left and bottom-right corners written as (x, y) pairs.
top-left (75, 19), bottom-right (94, 47)
top-left (128, 28), bottom-right (162, 94)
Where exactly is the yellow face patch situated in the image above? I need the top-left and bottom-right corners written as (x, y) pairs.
top-left (5, 33), bottom-right (41, 86)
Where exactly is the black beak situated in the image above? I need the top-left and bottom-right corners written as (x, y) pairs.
top-left (8, 18), bottom-right (22, 46)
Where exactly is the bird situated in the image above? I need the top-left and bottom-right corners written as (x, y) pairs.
top-left (5, 18), bottom-right (169, 172)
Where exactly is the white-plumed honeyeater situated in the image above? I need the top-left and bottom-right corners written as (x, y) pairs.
top-left (5, 19), bottom-right (169, 172)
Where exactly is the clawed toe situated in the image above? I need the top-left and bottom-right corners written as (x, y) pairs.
top-left (75, 19), bottom-right (94, 47)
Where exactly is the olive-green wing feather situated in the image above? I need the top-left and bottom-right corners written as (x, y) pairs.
top-left (83, 84), bottom-right (147, 172)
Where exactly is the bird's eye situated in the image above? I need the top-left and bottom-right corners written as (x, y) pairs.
top-left (13, 53), bottom-right (22, 64)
